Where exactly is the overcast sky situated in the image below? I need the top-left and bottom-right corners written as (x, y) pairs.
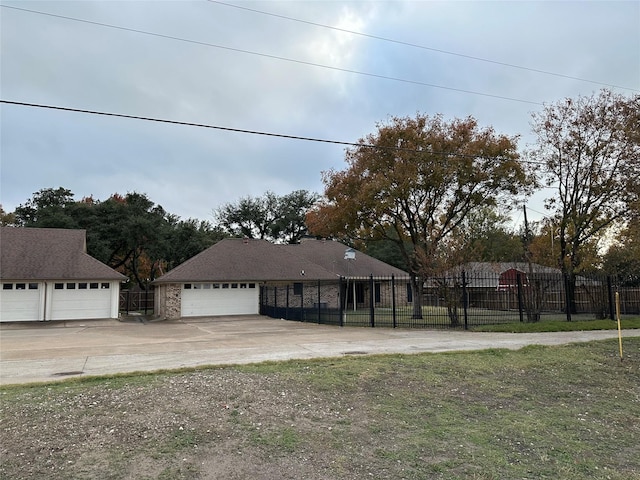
top-left (1, 0), bottom-right (638, 228)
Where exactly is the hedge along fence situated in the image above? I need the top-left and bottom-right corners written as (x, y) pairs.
top-left (259, 273), bottom-right (640, 329)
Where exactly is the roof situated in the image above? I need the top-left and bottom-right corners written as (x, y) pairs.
top-left (437, 262), bottom-right (598, 287)
top-left (153, 238), bottom-right (408, 283)
top-left (290, 239), bottom-right (408, 278)
top-left (0, 227), bottom-right (126, 281)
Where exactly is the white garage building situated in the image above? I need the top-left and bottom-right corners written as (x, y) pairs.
top-left (0, 227), bottom-right (126, 322)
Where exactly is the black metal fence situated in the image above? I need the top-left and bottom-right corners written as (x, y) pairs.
top-left (259, 273), bottom-right (640, 329)
top-left (119, 289), bottom-right (154, 315)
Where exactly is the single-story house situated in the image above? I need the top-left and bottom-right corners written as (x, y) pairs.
top-left (0, 227), bottom-right (126, 322)
top-left (152, 237), bottom-right (409, 319)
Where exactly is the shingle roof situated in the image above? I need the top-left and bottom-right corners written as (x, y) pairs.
top-left (154, 238), bottom-right (408, 283)
top-left (0, 227), bottom-right (126, 281)
top-left (290, 239), bottom-right (408, 278)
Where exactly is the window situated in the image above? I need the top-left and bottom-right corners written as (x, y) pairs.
top-left (212, 283), bottom-right (220, 289)
top-left (231, 283), bottom-right (238, 289)
top-left (2, 284), bottom-right (12, 290)
top-left (248, 283), bottom-right (256, 288)
top-left (406, 284), bottom-right (413, 303)
top-left (293, 282), bottom-right (303, 295)
top-left (16, 283), bottom-right (26, 290)
top-left (66, 283), bottom-right (76, 290)
top-left (202, 283), bottom-right (211, 289)
top-left (375, 283), bottom-right (381, 303)
top-left (240, 283), bottom-right (247, 288)
top-left (222, 283), bottom-right (229, 289)
top-left (184, 284), bottom-right (192, 289)
top-left (79, 283), bottom-right (88, 289)
top-left (101, 283), bottom-right (110, 289)
top-left (28, 283), bottom-right (38, 290)
top-left (55, 283), bottom-right (64, 290)
top-left (90, 283), bottom-right (99, 289)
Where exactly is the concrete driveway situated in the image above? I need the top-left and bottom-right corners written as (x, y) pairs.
top-left (1, 315), bottom-right (637, 385)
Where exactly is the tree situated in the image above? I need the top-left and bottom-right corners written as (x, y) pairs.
top-left (214, 190), bottom-right (318, 244)
top-left (8, 188), bottom-right (223, 288)
top-left (530, 89), bottom-right (640, 313)
top-left (603, 214), bottom-right (640, 286)
top-left (272, 190), bottom-right (319, 244)
top-left (307, 113), bottom-right (532, 320)
top-left (457, 206), bottom-right (523, 262)
top-left (0, 205), bottom-right (16, 226)
top-left (13, 187), bottom-right (77, 227)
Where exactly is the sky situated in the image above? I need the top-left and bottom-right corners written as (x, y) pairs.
top-left (1, 0), bottom-right (639, 229)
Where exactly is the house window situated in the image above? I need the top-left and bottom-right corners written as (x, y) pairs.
top-left (375, 283), bottom-right (381, 303)
top-left (231, 283), bottom-right (238, 289)
top-left (240, 283), bottom-right (247, 288)
top-left (293, 282), bottom-right (303, 296)
top-left (212, 283), bottom-right (220, 289)
top-left (79, 283), bottom-right (88, 289)
top-left (67, 283), bottom-right (76, 290)
top-left (184, 283), bottom-right (192, 289)
top-left (90, 283), bottom-right (99, 289)
top-left (15, 283), bottom-right (26, 290)
top-left (202, 283), bottom-right (211, 289)
top-left (3, 283), bottom-right (13, 290)
top-left (406, 284), bottom-right (413, 303)
top-left (101, 283), bottom-right (110, 289)
top-left (29, 283), bottom-right (38, 290)
top-left (248, 283), bottom-right (256, 288)
top-left (55, 283), bottom-right (64, 290)
top-left (222, 283), bottom-right (229, 289)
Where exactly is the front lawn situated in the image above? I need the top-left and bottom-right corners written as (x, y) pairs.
top-left (1, 338), bottom-right (639, 479)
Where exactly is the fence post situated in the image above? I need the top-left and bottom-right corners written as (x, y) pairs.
top-left (369, 274), bottom-right (375, 327)
top-left (300, 283), bottom-right (304, 322)
top-left (462, 271), bottom-right (469, 330)
top-left (392, 275), bottom-right (397, 328)
top-left (126, 290), bottom-right (131, 315)
top-left (317, 280), bottom-right (321, 324)
top-left (339, 277), bottom-right (344, 327)
top-left (516, 273), bottom-right (524, 323)
top-left (607, 276), bottom-right (615, 320)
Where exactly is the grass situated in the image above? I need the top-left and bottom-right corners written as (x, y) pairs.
top-left (335, 305), bottom-right (640, 331)
top-left (2, 338), bottom-right (639, 479)
top-left (473, 316), bottom-right (640, 332)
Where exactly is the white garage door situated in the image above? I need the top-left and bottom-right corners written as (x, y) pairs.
top-left (50, 282), bottom-right (112, 320)
top-left (0, 282), bottom-right (42, 322)
top-left (181, 282), bottom-right (259, 317)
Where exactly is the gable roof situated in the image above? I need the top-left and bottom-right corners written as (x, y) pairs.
top-left (290, 238), bottom-right (408, 278)
top-left (0, 227), bottom-right (126, 281)
top-left (153, 238), bottom-right (408, 284)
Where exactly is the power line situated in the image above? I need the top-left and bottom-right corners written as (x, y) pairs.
top-left (0, 99), bottom-right (547, 165)
top-left (1, 4), bottom-right (541, 106)
top-left (209, 1), bottom-right (639, 93)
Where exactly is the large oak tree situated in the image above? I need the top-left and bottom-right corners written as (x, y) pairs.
top-left (530, 89), bottom-right (640, 312)
top-left (307, 113), bottom-right (532, 319)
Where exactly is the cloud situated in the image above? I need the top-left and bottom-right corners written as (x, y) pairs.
top-left (1, 0), bottom-right (638, 225)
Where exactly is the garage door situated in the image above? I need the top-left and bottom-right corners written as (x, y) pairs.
top-left (0, 282), bottom-right (42, 322)
top-left (181, 282), bottom-right (259, 317)
top-left (49, 282), bottom-right (112, 320)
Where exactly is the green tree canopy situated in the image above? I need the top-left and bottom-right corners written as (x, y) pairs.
top-left (214, 190), bottom-right (318, 244)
